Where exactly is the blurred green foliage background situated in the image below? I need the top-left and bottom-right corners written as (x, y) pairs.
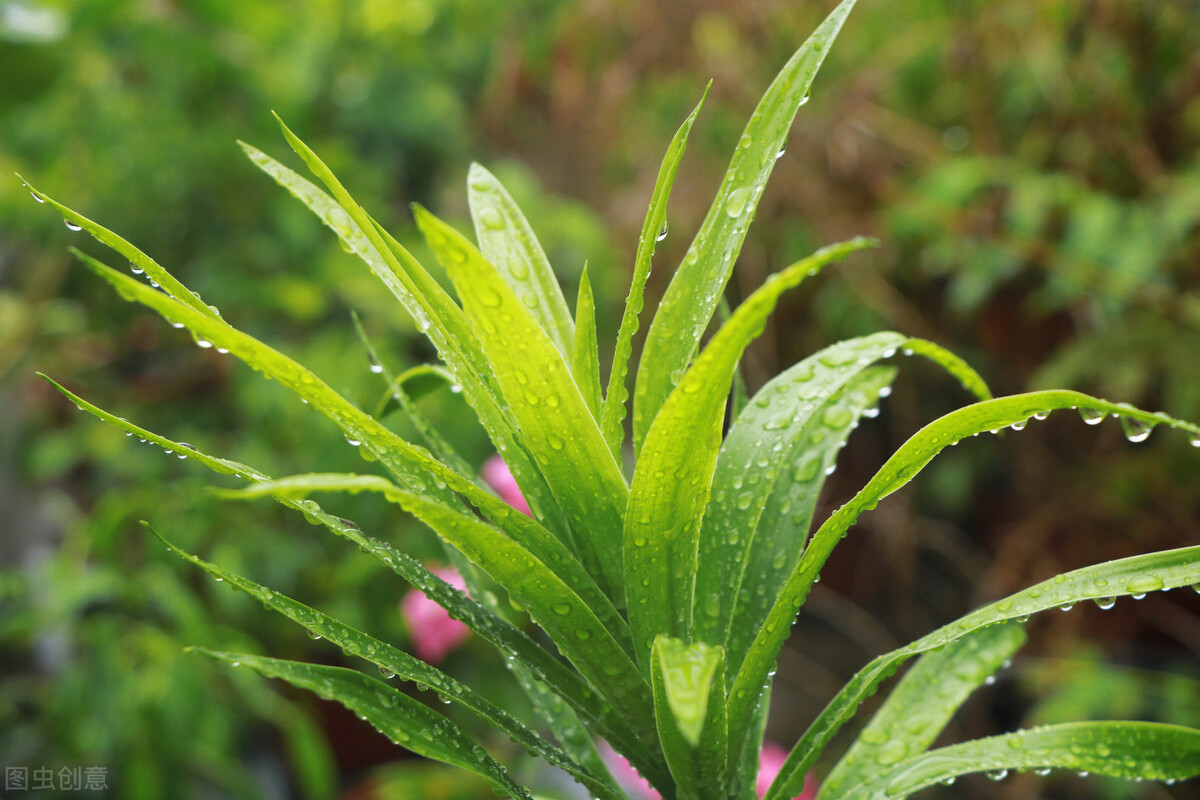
top-left (2, 0), bottom-right (1198, 798)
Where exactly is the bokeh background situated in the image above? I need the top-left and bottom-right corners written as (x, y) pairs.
top-left (2, 0), bottom-right (1198, 798)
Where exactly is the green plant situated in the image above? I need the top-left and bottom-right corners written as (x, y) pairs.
top-left (26, 0), bottom-right (1200, 797)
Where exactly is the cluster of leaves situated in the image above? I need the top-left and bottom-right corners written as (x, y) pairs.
top-left (26, 0), bottom-right (1200, 797)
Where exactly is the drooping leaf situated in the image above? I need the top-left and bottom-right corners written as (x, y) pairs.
top-left (70, 250), bottom-right (596, 618)
top-left (149, 524), bottom-right (623, 800)
top-left (189, 650), bottom-right (531, 799)
top-left (40, 376), bottom-right (640, 763)
top-left (467, 163), bottom-right (575, 360)
top-left (601, 85), bottom-right (709, 460)
top-left (731, 389), bottom-right (1200, 750)
top-left (414, 206), bottom-right (630, 603)
top-left (838, 722), bottom-right (1200, 800)
top-left (625, 239), bottom-right (875, 669)
top-left (225, 473), bottom-right (655, 744)
top-left (632, 0), bottom-right (860, 451)
top-left (761, 544), bottom-right (1200, 800)
top-left (651, 637), bottom-right (728, 799)
top-left (818, 624), bottom-right (1027, 798)
top-left (572, 265), bottom-right (602, 419)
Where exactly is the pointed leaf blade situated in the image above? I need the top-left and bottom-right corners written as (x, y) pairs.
top-left (632, 0), bottom-right (860, 450)
top-left (601, 86), bottom-right (709, 458)
top-left (572, 265), bottom-right (603, 419)
top-left (468, 163), bottom-right (575, 359)
top-left (819, 624), bottom-right (1027, 798)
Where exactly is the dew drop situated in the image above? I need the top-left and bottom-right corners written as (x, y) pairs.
top-left (725, 187), bottom-right (751, 218)
top-left (1077, 771), bottom-right (1089, 778)
top-left (1120, 416), bottom-right (1153, 443)
top-left (1094, 597), bottom-right (1116, 610)
top-left (130, 263), bottom-right (145, 275)
top-left (1190, 434), bottom-right (1200, 448)
top-left (307, 630), bottom-right (322, 640)
top-left (824, 463), bottom-right (836, 476)
top-left (656, 221), bottom-right (669, 242)
top-left (64, 219), bottom-right (82, 231)
top-left (940, 777), bottom-right (956, 786)
top-left (196, 338), bottom-right (213, 349)
top-left (346, 437), bottom-right (361, 447)
top-left (1079, 407), bottom-right (1105, 425)
top-left (31, 190), bottom-right (45, 203)
top-left (1058, 603), bottom-right (1074, 612)
top-left (985, 769), bottom-right (1008, 781)
top-left (878, 385), bottom-right (893, 399)
top-left (984, 675), bottom-right (996, 686)
top-left (380, 667), bottom-right (396, 679)
top-left (478, 207), bottom-right (505, 230)
top-left (1033, 411), bottom-right (1050, 421)
top-left (171, 321), bottom-right (184, 328)
top-left (1034, 767), bottom-right (1051, 776)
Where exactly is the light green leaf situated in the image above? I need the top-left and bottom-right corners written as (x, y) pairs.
top-left (761, 544), bottom-right (1200, 800)
top-left (626, 239), bottom-right (875, 668)
top-left (225, 473), bottom-right (656, 744)
top-left (695, 332), bottom-right (905, 669)
top-left (843, 722), bottom-right (1200, 800)
top-left (149, 524), bottom-right (622, 800)
top-left (248, 129), bottom-right (568, 539)
top-left (651, 637), bottom-right (728, 799)
top-left (572, 265), bottom-right (602, 419)
top-left (467, 163), bottom-right (575, 360)
top-left (819, 624), bottom-right (1027, 799)
top-left (413, 206), bottom-right (630, 603)
top-left (39, 376), bottom-right (635, 760)
top-left (732, 389), bottom-right (1200, 751)
top-left (601, 85), bottom-right (709, 460)
top-left (70, 250), bottom-right (592, 617)
top-left (23, 178), bottom-right (216, 320)
top-left (632, 0), bottom-right (860, 451)
top-left (189, 649), bottom-right (530, 799)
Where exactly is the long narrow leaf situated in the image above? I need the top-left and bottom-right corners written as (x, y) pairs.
top-left (626, 239), bottom-right (874, 668)
top-left (840, 722), bottom-right (1200, 800)
top-left (601, 86), bottom-right (709, 459)
top-left (414, 206), bottom-right (630, 603)
top-left (190, 650), bottom-right (530, 799)
top-left (572, 266), bottom-right (602, 419)
top-left (225, 473), bottom-right (656, 744)
top-left (762, 544), bottom-right (1200, 800)
top-left (39, 376), bottom-right (643, 763)
top-left (467, 163), bottom-right (575, 359)
top-left (819, 624), bottom-right (1027, 798)
top-left (70, 250), bottom-right (601, 622)
top-left (732, 390), bottom-right (1200, 750)
top-left (632, 0), bottom-right (859, 451)
top-left (24, 178), bottom-right (217, 320)
top-left (150, 524), bottom-right (623, 800)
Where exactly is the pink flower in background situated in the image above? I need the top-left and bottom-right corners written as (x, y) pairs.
top-left (598, 741), bottom-right (660, 800)
top-left (757, 741), bottom-right (816, 800)
top-left (481, 454), bottom-right (531, 516)
top-left (598, 740), bottom-right (815, 800)
top-left (400, 566), bottom-right (470, 663)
